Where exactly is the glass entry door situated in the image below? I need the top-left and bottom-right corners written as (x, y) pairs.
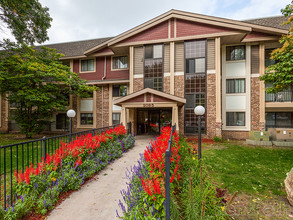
top-left (149, 110), bottom-right (160, 134)
top-left (137, 109), bottom-right (172, 135)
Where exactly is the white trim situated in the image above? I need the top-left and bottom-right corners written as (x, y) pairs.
top-left (164, 72), bottom-right (171, 77)
top-left (251, 73), bottom-right (260, 78)
top-left (222, 44), bottom-right (251, 131)
top-left (175, 72), bottom-right (184, 76)
top-left (207, 69), bottom-right (216, 74)
top-left (134, 74), bottom-right (143, 78)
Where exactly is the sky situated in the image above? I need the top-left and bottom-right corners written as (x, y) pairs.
top-left (0, 0), bottom-right (291, 45)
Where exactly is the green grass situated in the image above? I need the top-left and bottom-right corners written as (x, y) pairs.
top-left (202, 142), bottom-right (293, 196)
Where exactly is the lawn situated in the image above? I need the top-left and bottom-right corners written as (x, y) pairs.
top-left (200, 140), bottom-right (293, 219)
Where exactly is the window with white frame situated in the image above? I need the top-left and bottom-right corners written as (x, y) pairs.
top-left (226, 46), bottom-right (245, 61)
top-left (226, 79), bottom-right (245, 93)
top-left (112, 113), bottom-right (121, 125)
top-left (80, 93), bottom-right (94, 125)
top-left (226, 112), bottom-right (245, 126)
top-left (81, 59), bottom-right (94, 72)
top-left (112, 56), bottom-right (128, 69)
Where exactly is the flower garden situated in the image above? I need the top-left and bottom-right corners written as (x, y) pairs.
top-left (117, 126), bottom-right (228, 219)
top-left (0, 125), bottom-right (135, 219)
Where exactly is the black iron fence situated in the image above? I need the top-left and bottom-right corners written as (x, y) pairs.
top-left (0, 124), bottom-right (119, 209)
top-left (164, 124), bottom-right (176, 220)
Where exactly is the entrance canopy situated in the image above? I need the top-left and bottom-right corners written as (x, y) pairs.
top-left (113, 88), bottom-right (186, 132)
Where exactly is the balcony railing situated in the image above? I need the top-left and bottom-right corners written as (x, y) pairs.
top-left (265, 89), bottom-right (293, 102)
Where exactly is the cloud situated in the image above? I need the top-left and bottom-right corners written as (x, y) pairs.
top-left (0, 0), bottom-right (290, 44)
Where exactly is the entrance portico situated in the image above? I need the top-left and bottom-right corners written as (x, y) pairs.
top-left (113, 88), bottom-right (186, 134)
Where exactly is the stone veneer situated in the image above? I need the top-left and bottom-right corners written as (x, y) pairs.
top-left (96, 86), bottom-right (109, 128)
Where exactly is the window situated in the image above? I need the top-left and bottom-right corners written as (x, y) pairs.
top-left (112, 113), bottom-right (121, 125)
top-left (265, 49), bottom-right (276, 67)
top-left (112, 56), bottom-right (128, 69)
top-left (226, 112), bottom-right (245, 126)
top-left (56, 113), bottom-right (69, 130)
top-left (81, 59), bottom-right (94, 72)
top-left (113, 85), bottom-right (127, 97)
top-left (265, 112), bottom-right (293, 129)
top-left (80, 113), bottom-right (93, 125)
top-left (184, 40), bottom-right (207, 134)
top-left (144, 45), bottom-right (163, 91)
top-left (226, 46), bottom-right (245, 61)
top-left (226, 79), bottom-right (245, 93)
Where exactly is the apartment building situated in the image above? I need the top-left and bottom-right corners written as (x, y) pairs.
top-left (1, 10), bottom-right (292, 139)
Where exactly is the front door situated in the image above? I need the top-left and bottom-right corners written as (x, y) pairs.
top-left (149, 110), bottom-right (160, 134)
top-left (137, 109), bottom-right (172, 135)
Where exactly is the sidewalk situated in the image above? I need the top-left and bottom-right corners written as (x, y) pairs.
top-left (47, 135), bottom-right (153, 220)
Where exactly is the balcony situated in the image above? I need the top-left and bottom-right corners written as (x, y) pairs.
top-left (265, 88), bottom-right (293, 102)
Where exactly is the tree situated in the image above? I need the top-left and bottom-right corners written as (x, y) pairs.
top-left (0, 0), bottom-right (52, 45)
top-left (0, 41), bottom-right (95, 137)
top-left (260, 1), bottom-right (293, 93)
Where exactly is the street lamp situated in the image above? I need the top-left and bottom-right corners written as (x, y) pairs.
top-left (67, 109), bottom-right (76, 142)
top-left (194, 106), bottom-right (205, 160)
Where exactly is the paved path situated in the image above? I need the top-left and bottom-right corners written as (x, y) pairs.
top-left (48, 135), bottom-right (153, 220)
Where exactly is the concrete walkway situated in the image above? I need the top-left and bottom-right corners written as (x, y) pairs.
top-left (48, 135), bottom-right (153, 220)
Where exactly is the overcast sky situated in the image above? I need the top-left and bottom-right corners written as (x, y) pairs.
top-left (0, 0), bottom-right (291, 45)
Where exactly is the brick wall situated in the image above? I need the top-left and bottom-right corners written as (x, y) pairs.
top-left (174, 76), bottom-right (184, 98)
top-left (251, 77), bottom-right (261, 131)
top-left (134, 78), bottom-right (144, 92)
top-left (96, 86), bottom-right (109, 128)
top-left (222, 130), bottom-right (249, 140)
top-left (164, 76), bottom-right (170, 94)
top-left (206, 74), bottom-right (217, 138)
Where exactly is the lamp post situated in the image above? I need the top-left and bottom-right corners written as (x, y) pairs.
top-left (67, 109), bottom-right (76, 142)
top-left (194, 105), bottom-right (205, 160)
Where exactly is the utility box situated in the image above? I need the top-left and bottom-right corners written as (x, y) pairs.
top-left (249, 131), bottom-right (269, 141)
top-left (268, 128), bottom-right (293, 141)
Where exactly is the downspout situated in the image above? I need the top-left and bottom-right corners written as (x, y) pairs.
top-left (101, 56), bottom-right (107, 127)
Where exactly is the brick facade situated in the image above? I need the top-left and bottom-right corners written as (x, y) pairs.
top-left (251, 77), bottom-right (261, 131)
top-left (134, 78), bottom-right (144, 92)
top-left (222, 130), bottom-right (249, 140)
top-left (206, 74), bottom-right (217, 138)
top-left (164, 76), bottom-right (170, 94)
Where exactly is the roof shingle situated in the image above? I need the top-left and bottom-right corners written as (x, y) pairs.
top-left (243, 16), bottom-right (290, 30)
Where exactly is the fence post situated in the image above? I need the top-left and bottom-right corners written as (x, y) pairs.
top-left (42, 136), bottom-right (47, 161)
top-left (165, 148), bottom-right (171, 220)
top-left (92, 128), bottom-right (95, 137)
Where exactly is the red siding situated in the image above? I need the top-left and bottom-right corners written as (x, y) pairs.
top-left (176, 19), bottom-right (235, 37)
top-left (121, 21), bottom-right (169, 44)
top-left (123, 95), bottom-right (144, 103)
top-left (146, 93), bottom-right (151, 102)
top-left (74, 57), bottom-right (129, 81)
top-left (170, 18), bottom-right (174, 38)
top-left (153, 95), bottom-right (171, 102)
top-left (245, 31), bottom-right (274, 39)
top-left (95, 47), bottom-right (113, 53)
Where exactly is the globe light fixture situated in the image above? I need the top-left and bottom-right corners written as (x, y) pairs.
top-left (67, 109), bottom-right (76, 142)
top-left (194, 105), bottom-right (205, 160)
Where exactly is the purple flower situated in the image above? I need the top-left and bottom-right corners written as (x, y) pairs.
top-left (21, 195), bottom-right (24, 203)
top-left (12, 206), bottom-right (14, 212)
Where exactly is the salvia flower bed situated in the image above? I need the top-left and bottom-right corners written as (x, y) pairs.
top-left (0, 125), bottom-right (135, 220)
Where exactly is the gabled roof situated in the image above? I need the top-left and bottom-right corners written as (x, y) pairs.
top-left (84, 9), bottom-right (288, 55)
top-left (113, 88), bottom-right (186, 106)
top-left (41, 10), bottom-right (290, 59)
